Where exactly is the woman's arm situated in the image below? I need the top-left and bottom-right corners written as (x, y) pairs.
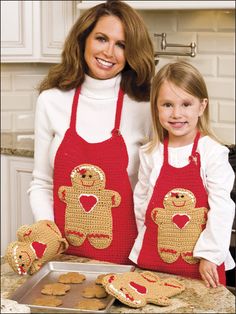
top-left (28, 93), bottom-right (54, 221)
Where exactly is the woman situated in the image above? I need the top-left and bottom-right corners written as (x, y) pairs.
top-left (28, 0), bottom-right (155, 264)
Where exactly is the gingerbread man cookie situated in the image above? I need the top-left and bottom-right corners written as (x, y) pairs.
top-left (58, 164), bottom-right (121, 249)
top-left (102, 271), bottom-right (185, 308)
top-left (151, 188), bottom-right (208, 264)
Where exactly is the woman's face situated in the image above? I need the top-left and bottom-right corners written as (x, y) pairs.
top-left (84, 15), bottom-right (126, 80)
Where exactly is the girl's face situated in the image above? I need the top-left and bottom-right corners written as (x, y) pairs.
top-left (84, 15), bottom-right (126, 80)
top-left (157, 80), bottom-right (207, 147)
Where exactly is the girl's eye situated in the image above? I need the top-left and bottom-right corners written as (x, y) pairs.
top-left (182, 102), bottom-right (191, 107)
top-left (163, 103), bottom-right (172, 107)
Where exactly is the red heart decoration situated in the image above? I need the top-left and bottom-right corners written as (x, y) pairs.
top-left (31, 242), bottom-right (47, 258)
top-left (79, 194), bottom-right (97, 212)
top-left (172, 214), bottom-right (190, 229)
top-left (129, 281), bottom-right (147, 294)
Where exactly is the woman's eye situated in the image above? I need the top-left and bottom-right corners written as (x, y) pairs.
top-left (183, 102), bottom-right (191, 107)
top-left (96, 36), bottom-right (106, 42)
top-left (116, 42), bottom-right (125, 49)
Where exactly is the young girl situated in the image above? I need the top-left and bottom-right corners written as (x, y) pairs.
top-left (129, 61), bottom-right (235, 288)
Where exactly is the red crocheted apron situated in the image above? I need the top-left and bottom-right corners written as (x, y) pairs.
top-left (137, 132), bottom-right (225, 284)
top-left (53, 87), bottom-right (137, 264)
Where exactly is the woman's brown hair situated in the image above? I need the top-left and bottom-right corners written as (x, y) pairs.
top-left (38, 0), bottom-right (155, 102)
top-left (148, 61), bottom-right (219, 151)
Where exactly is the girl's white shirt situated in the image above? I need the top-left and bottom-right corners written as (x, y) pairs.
top-left (28, 74), bottom-right (152, 221)
top-left (129, 136), bottom-right (235, 270)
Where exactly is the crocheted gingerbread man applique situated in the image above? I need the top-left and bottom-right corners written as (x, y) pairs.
top-left (58, 163), bottom-right (121, 249)
top-left (102, 271), bottom-right (185, 308)
top-left (151, 188), bottom-right (208, 264)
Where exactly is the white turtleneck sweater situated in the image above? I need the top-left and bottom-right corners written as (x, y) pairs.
top-left (28, 74), bottom-right (152, 221)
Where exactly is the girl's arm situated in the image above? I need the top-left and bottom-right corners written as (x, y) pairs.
top-left (133, 145), bottom-right (153, 232)
top-left (28, 93), bottom-right (54, 221)
top-left (193, 143), bottom-right (235, 267)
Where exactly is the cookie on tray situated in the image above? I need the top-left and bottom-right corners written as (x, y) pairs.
top-left (41, 283), bottom-right (70, 296)
top-left (82, 284), bottom-right (108, 298)
top-left (95, 273), bottom-right (114, 285)
top-left (58, 271), bottom-right (86, 284)
top-left (32, 296), bottom-right (63, 307)
top-left (74, 299), bottom-right (106, 310)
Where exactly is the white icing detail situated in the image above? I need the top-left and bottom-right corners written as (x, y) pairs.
top-left (79, 194), bottom-right (98, 213)
top-left (108, 284), bottom-right (142, 305)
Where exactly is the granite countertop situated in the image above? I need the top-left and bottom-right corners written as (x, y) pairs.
top-left (1, 133), bottom-right (34, 158)
top-left (1, 254), bottom-right (235, 313)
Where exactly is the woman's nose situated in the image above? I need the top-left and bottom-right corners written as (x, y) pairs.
top-left (103, 43), bottom-right (114, 57)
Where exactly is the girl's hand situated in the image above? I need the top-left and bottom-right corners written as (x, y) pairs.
top-left (199, 258), bottom-right (219, 288)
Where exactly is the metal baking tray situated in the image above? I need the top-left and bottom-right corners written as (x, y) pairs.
top-left (10, 261), bottom-right (135, 313)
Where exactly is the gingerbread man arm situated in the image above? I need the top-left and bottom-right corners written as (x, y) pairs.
top-left (189, 207), bottom-right (208, 224)
top-left (58, 186), bottom-right (72, 202)
top-left (151, 207), bottom-right (166, 225)
top-left (110, 191), bottom-right (121, 207)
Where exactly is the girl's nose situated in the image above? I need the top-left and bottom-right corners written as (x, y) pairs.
top-left (172, 106), bottom-right (182, 118)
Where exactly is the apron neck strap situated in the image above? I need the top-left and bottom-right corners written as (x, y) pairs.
top-left (163, 131), bottom-right (201, 164)
top-left (111, 88), bottom-right (124, 135)
top-left (70, 86), bottom-right (81, 130)
top-left (70, 87), bottom-right (124, 135)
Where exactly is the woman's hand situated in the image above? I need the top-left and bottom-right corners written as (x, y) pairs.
top-left (199, 258), bottom-right (219, 288)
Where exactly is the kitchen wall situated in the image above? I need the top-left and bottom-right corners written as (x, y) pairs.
top-left (1, 9), bottom-right (235, 144)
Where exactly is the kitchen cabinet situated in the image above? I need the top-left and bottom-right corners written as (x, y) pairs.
top-left (1, 155), bottom-right (34, 255)
top-left (1, 1), bottom-right (77, 63)
top-left (77, 1), bottom-right (235, 10)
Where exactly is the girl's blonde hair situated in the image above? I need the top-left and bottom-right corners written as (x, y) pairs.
top-left (38, 0), bottom-right (155, 102)
top-left (149, 61), bottom-right (219, 151)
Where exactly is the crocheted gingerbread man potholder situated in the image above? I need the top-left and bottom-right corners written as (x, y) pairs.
top-left (102, 271), bottom-right (185, 308)
top-left (6, 220), bottom-right (68, 275)
top-left (151, 188), bottom-right (208, 264)
top-left (58, 163), bottom-right (121, 249)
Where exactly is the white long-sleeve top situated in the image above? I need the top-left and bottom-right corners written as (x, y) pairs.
top-left (28, 74), bottom-right (152, 222)
top-left (129, 136), bottom-right (235, 270)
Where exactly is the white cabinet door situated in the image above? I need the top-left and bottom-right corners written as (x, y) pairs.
top-left (1, 1), bottom-right (77, 63)
top-left (40, 1), bottom-right (76, 62)
top-left (1, 155), bottom-right (34, 256)
top-left (1, 1), bottom-right (33, 59)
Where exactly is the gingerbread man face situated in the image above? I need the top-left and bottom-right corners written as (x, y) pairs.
top-left (102, 271), bottom-right (185, 308)
top-left (58, 163), bottom-right (121, 249)
top-left (163, 188), bottom-right (196, 211)
top-left (71, 164), bottom-right (105, 190)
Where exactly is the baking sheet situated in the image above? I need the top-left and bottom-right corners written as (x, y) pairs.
top-left (10, 261), bottom-right (135, 313)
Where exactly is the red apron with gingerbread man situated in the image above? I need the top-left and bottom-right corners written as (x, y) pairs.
top-left (137, 132), bottom-right (225, 284)
top-left (53, 87), bottom-right (137, 264)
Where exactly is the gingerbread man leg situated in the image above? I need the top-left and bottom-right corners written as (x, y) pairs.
top-left (159, 246), bottom-right (180, 263)
top-left (181, 251), bottom-right (199, 264)
top-left (87, 232), bottom-right (112, 249)
top-left (65, 227), bottom-right (86, 247)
